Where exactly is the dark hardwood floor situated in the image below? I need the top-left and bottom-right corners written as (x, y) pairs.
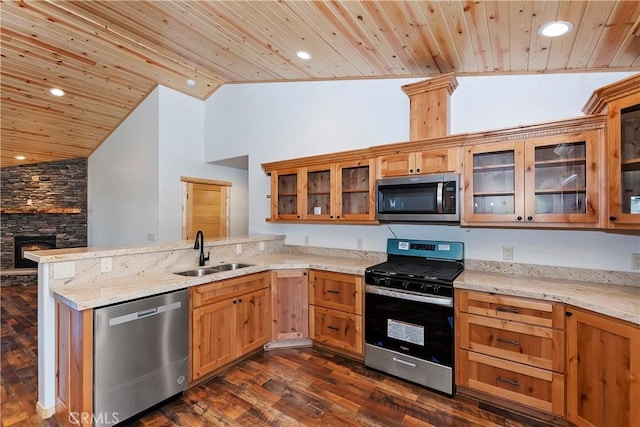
top-left (2, 285), bottom-right (535, 427)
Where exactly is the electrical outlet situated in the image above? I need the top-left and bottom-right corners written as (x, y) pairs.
top-left (236, 244), bottom-right (243, 254)
top-left (632, 253), bottom-right (640, 270)
top-left (100, 257), bottom-right (112, 273)
top-left (53, 261), bottom-right (75, 279)
top-left (502, 246), bottom-right (514, 261)
top-left (259, 241), bottom-right (265, 251)
top-left (304, 235), bottom-right (309, 246)
top-left (356, 238), bottom-right (363, 250)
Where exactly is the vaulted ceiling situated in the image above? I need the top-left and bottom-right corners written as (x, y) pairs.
top-left (2, 0), bottom-right (640, 167)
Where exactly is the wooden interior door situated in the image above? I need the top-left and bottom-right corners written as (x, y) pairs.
top-left (182, 177), bottom-right (231, 240)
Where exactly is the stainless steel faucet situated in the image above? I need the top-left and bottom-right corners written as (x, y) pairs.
top-left (193, 230), bottom-right (210, 266)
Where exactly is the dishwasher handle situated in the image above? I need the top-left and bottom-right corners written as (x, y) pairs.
top-left (108, 301), bottom-right (182, 326)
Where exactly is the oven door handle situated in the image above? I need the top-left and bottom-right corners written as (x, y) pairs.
top-left (365, 285), bottom-right (453, 307)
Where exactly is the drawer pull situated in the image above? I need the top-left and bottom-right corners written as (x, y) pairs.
top-left (327, 325), bottom-right (339, 331)
top-left (326, 290), bottom-right (340, 294)
top-left (496, 306), bottom-right (520, 314)
top-left (496, 376), bottom-right (520, 387)
top-left (392, 357), bottom-right (417, 368)
top-left (496, 337), bottom-right (520, 346)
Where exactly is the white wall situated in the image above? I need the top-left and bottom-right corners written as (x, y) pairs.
top-left (89, 86), bottom-right (249, 247)
top-left (204, 73), bottom-right (640, 272)
top-left (88, 88), bottom-right (160, 246)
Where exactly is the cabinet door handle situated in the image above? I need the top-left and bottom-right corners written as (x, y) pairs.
top-left (565, 311), bottom-right (573, 317)
top-left (609, 216), bottom-right (617, 221)
top-left (496, 306), bottom-right (520, 314)
top-left (238, 298), bottom-right (243, 303)
top-left (416, 168), bottom-right (421, 173)
top-left (496, 376), bottom-right (520, 387)
top-left (409, 169), bottom-right (414, 173)
top-left (496, 337), bottom-right (520, 346)
top-left (326, 290), bottom-right (340, 294)
top-left (233, 300), bottom-right (237, 304)
top-left (327, 325), bottom-right (339, 331)
top-left (527, 216), bottom-right (533, 221)
top-left (517, 216), bottom-right (523, 221)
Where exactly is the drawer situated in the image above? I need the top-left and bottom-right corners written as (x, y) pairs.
top-left (191, 272), bottom-right (269, 308)
top-left (458, 350), bottom-right (565, 416)
top-left (310, 305), bottom-right (363, 355)
top-left (309, 270), bottom-right (362, 314)
top-left (457, 290), bottom-right (565, 329)
top-left (459, 313), bottom-right (565, 372)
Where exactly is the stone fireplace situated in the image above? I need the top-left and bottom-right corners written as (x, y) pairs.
top-left (13, 235), bottom-right (57, 269)
top-left (1, 158), bottom-right (87, 286)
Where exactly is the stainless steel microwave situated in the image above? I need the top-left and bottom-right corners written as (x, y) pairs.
top-left (375, 173), bottom-right (460, 222)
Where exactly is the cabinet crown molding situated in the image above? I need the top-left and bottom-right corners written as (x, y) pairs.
top-left (401, 73), bottom-right (458, 96)
top-left (583, 73), bottom-right (640, 115)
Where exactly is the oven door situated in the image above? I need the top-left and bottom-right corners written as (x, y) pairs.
top-left (364, 286), bottom-right (454, 367)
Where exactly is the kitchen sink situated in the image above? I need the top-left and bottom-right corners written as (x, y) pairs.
top-left (174, 267), bottom-right (222, 277)
top-left (174, 263), bottom-right (254, 277)
top-left (212, 262), bottom-right (254, 271)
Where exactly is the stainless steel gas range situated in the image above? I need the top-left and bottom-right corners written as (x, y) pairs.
top-left (364, 238), bottom-right (464, 396)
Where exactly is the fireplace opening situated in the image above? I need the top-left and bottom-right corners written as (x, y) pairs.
top-left (14, 236), bottom-right (56, 268)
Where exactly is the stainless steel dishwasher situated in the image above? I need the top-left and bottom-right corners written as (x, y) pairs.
top-left (94, 289), bottom-right (189, 426)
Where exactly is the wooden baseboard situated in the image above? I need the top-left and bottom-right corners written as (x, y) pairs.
top-left (36, 401), bottom-right (56, 419)
top-left (456, 386), bottom-right (568, 427)
top-left (264, 338), bottom-right (313, 350)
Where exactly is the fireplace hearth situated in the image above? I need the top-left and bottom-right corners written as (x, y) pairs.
top-left (14, 236), bottom-right (56, 269)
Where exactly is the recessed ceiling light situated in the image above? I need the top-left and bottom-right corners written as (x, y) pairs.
top-left (186, 79), bottom-right (196, 87)
top-left (538, 21), bottom-right (573, 37)
top-left (14, 155), bottom-right (26, 160)
top-left (49, 88), bottom-right (65, 97)
top-left (296, 50), bottom-right (311, 60)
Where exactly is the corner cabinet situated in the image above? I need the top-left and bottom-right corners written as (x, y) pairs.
top-left (566, 307), bottom-right (639, 427)
top-left (190, 272), bottom-right (270, 381)
top-left (462, 128), bottom-right (602, 227)
top-left (263, 153), bottom-right (376, 224)
top-left (583, 74), bottom-right (640, 230)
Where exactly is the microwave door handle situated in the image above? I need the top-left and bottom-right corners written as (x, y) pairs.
top-left (436, 182), bottom-right (444, 213)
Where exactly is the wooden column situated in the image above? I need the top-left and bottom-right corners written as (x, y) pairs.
top-left (402, 73), bottom-right (458, 140)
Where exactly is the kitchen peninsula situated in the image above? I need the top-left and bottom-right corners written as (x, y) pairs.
top-left (27, 235), bottom-right (639, 426)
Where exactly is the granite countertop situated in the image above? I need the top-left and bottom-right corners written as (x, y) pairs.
top-left (49, 249), bottom-right (640, 327)
top-left (456, 270), bottom-right (640, 325)
top-left (50, 252), bottom-right (375, 311)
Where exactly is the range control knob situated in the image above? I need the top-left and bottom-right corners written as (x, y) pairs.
top-left (402, 280), bottom-right (410, 289)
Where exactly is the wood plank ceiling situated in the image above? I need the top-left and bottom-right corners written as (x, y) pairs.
top-left (1, 0), bottom-right (640, 168)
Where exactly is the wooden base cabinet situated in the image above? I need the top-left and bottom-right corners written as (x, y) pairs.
top-left (566, 307), bottom-right (640, 427)
top-left (456, 290), bottom-right (566, 417)
top-left (309, 270), bottom-right (364, 358)
top-left (190, 272), bottom-right (270, 381)
top-left (270, 269), bottom-right (309, 341)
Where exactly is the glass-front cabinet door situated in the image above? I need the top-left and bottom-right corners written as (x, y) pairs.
top-left (336, 159), bottom-right (375, 221)
top-left (463, 131), bottom-right (600, 226)
top-left (464, 142), bottom-right (525, 222)
top-left (608, 95), bottom-right (640, 229)
top-left (525, 133), bottom-right (599, 224)
top-left (271, 168), bottom-right (302, 220)
top-left (304, 164), bottom-right (335, 220)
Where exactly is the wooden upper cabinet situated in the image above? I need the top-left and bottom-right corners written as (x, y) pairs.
top-left (336, 158), bottom-right (376, 221)
top-left (377, 147), bottom-right (460, 177)
top-left (463, 130), bottom-right (601, 227)
top-left (264, 152), bottom-right (377, 223)
top-left (270, 167), bottom-right (302, 220)
top-left (584, 74), bottom-right (640, 230)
